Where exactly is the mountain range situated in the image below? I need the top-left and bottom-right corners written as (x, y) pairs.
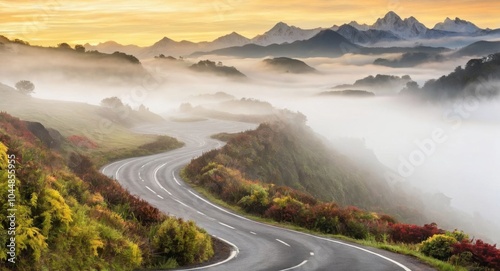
top-left (81, 11), bottom-right (499, 58)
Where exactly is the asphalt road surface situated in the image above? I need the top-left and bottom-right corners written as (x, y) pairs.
top-left (101, 119), bottom-right (435, 271)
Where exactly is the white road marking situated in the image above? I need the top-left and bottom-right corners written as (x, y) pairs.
top-left (188, 190), bottom-right (251, 221)
top-left (175, 199), bottom-right (189, 207)
top-left (279, 260), bottom-right (308, 271)
top-left (172, 172), bottom-right (182, 186)
top-left (115, 160), bottom-right (135, 179)
top-left (276, 239), bottom-right (291, 247)
top-left (250, 231), bottom-right (257, 235)
top-left (313, 237), bottom-right (412, 271)
top-left (160, 187), bottom-right (172, 196)
top-left (100, 160), bottom-right (120, 174)
top-left (157, 195), bottom-right (164, 199)
top-left (145, 186), bottom-right (156, 194)
top-left (179, 236), bottom-right (239, 271)
top-left (310, 252), bottom-right (314, 256)
top-left (218, 222), bottom-right (235, 230)
top-left (197, 211), bottom-right (206, 216)
top-left (187, 189), bottom-right (412, 271)
top-left (153, 163), bottom-right (172, 196)
top-left (101, 125), bottom-right (411, 271)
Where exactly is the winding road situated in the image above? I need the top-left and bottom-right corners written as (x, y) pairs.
top-left (101, 119), bottom-right (434, 271)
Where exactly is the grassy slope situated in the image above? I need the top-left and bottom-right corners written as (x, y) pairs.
top-left (0, 113), bottom-right (213, 271)
top-left (208, 120), bottom-right (420, 219)
top-left (183, 119), bottom-right (478, 271)
top-left (0, 83), bottom-right (182, 166)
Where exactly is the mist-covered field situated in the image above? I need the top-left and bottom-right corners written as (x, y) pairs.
top-left (1, 39), bottom-right (499, 243)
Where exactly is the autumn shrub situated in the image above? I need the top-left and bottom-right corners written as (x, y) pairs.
top-left (345, 220), bottom-right (369, 239)
top-left (152, 218), bottom-right (214, 266)
top-left (69, 153), bottom-right (165, 225)
top-left (452, 239), bottom-right (500, 270)
top-left (138, 135), bottom-right (183, 152)
top-left (238, 183), bottom-right (270, 213)
top-left (420, 234), bottom-right (458, 261)
top-left (390, 223), bottom-right (443, 244)
top-left (1, 112), bottom-right (215, 270)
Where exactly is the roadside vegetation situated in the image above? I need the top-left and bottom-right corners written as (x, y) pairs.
top-left (184, 117), bottom-right (500, 271)
top-left (0, 112), bottom-right (213, 270)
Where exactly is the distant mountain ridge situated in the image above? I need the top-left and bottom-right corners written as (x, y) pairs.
top-left (250, 22), bottom-right (322, 46)
top-left (192, 30), bottom-right (450, 58)
top-left (79, 11), bottom-right (499, 58)
top-left (433, 17), bottom-right (482, 33)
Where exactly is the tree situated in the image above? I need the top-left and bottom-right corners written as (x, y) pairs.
top-left (57, 42), bottom-right (71, 50)
top-left (100, 96), bottom-right (124, 108)
top-left (74, 44), bottom-right (85, 53)
top-left (15, 80), bottom-right (35, 95)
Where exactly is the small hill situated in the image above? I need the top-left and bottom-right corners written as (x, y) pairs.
top-left (455, 40), bottom-right (500, 57)
top-left (262, 57), bottom-right (317, 74)
top-left (185, 118), bottom-right (425, 222)
top-left (418, 53), bottom-right (500, 100)
top-left (0, 37), bottom-right (148, 86)
top-left (374, 52), bottom-right (445, 67)
top-left (189, 60), bottom-right (246, 78)
top-left (0, 83), bottom-right (175, 165)
top-left (179, 98), bottom-right (278, 123)
top-left (333, 74), bottom-right (413, 94)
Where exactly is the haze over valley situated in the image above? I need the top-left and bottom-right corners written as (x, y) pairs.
top-left (1, 3), bottom-right (500, 270)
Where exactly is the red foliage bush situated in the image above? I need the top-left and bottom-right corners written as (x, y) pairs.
top-left (0, 112), bottom-right (37, 143)
top-left (69, 153), bottom-right (164, 225)
top-left (452, 239), bottom-right (500, 269)
top-left (390, 222), bottom-right (443, 244)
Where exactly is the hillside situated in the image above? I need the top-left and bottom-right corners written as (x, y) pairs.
top-left (0, 83), bottom-right (181, 166)
top-left (0, 113), bottom-right (214, 270)
top-left (262, 57), bottom-right (317, 74)
top-left (334, 74), bottom-right (413, 94)
top-left (374, 52), bottom-right (445, 67)
top-left (416, 53), bottom-right (500, 100)
top-left (0, 37), bottom-right (148, 86)
top-left (454, 40), bottom-right (500, 57)
top-left (185, 118), bottom-right (425, 221)
top-left (179, 98), bottom-right (281, 123)
top-left (189, 60), bottom-right (246, 78)
top-left (183, 118), bottom-right (500, 270)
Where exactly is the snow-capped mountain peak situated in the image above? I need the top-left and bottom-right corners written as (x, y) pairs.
top-left (251, 22), bottom-right (322, 46)
top-left (348, 21), bottom-right (370, 31)
top-left (433, 17), bottom-right (482, 33)
top-left (371, 11), bottom-right (428, 38)
top-left (375, 11), bottom-right (403, 26)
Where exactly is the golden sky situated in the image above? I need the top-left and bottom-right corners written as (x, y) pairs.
top-left (1, 0), bottom-right (499, 46)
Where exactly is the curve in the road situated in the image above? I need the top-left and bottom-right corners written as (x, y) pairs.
top-left (101, 119), bottom-right (435, 271)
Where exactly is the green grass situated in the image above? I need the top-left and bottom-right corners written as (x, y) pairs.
top-left (180, 169), bottom-right (465, 271)
top-left (0, 87), bottom-right (183, 166)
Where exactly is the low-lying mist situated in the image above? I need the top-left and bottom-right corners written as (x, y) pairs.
top-left (2, 47), bottom-right (499, 243)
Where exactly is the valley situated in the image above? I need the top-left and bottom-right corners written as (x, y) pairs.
top-left (1, 4), bottom-right (500, 271)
